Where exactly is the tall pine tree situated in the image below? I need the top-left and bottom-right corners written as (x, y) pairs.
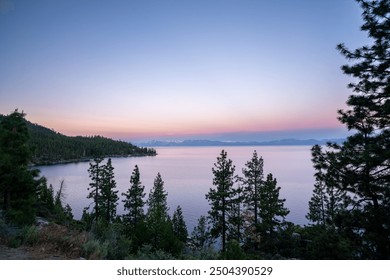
top-left (100, 158), bottom-right (119, 223)
top-left (242, 151), bottom-right (264, 247)
top-left (258, 173), bottom-right (289, 252)
top-left (86, 157), bottom-right (104, 222)
top-left (146, 173), bottom-right (170, 250)
top-left (206, 150), bottom-right (236, 252)
top-left (122, 165), bottom-right (148, 250)
top-left (311, 0), bottom-right (390, 259)
top-left (122, 165), bottom-right (145, 230)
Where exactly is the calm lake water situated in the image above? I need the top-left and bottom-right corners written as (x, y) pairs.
top-left (38, 146), bottom-right (315, 231)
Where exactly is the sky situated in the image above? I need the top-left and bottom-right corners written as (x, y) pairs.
top-left (0, 0), bottom-right (368, 142)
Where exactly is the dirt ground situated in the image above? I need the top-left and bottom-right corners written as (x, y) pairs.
top-left (0, 243), bottom-right (74, 260)
top-left (0, 223), bottom-right (87, 260)
top-left (0, 244), bottom-right (31, 260)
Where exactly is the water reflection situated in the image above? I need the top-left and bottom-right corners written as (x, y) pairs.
top-left (38, 146), bottom-right (315, 231)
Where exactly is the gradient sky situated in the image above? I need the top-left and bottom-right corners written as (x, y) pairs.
top-left (0, 0), bottom-right (368, 141)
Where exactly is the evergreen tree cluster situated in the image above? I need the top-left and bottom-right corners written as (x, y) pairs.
top-left (0, 115), bottom-right (156, 165)
top-left (81, 151), bottom-right (291, 259)
top-left (206, 150), bottom-right (289, 256)
top-left (0, 110), bottom-right (40, 225)
top-left (36, 178), bottom-right (74, 224)
top-left (82, 159), bottom-right (188, 256)
top-left (0, 110), bottom-right (74, 226)
top-left (85, 158), bottom-right (119, 224)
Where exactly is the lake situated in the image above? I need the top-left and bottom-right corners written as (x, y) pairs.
top-left (38, 146), bottom-right (315, 231)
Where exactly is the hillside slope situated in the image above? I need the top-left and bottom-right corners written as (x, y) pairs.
top-left (0, 114), bottom-right (156, 165)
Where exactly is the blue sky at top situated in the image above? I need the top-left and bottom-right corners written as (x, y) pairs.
top-left (0, 0), bottom-right (367, 141)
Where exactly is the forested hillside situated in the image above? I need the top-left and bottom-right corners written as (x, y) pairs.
top-left (0, 114), bottom-right (156, 165)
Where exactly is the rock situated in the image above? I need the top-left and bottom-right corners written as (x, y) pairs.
top-left (36, 217), bottom-right (49, 229)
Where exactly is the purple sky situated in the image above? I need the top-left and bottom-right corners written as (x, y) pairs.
top-left (0, 0), bottom-right (367, 141)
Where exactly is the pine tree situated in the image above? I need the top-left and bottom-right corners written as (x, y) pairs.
top-left (0, 110), bottom-right (39, 225)
top-left (307, 146), bottom-right (349, 227)
top-left (100, 158), bottom-right (119, 223)
top-left (241, 150), bottom-right (264, 247)
top-left (53, 179), bottom-right (70, 223)
top-left (122, 165), bottom-right (145, 230)
top-left (63, 204), bottom-right (74, 221)
top-left (190, 215), bottom-right (212, 251)
top-left (306, 148), bottom-right (355, 259)
top-left (258, 174), bottom-right (289, 247)
top-left (226, 182), bottom-right (244, 242)
top-left (307, 179), bottom-right (327, 227)
top-left (206, 150), bottom-right (236, 252)
top-left (311, 0), bottom-right (390, 258)
top-left (86, 157), bottom-right (104, 222)
top-left (146, 173), bottom-right (170, 249)
top-left (36, 178), bottom-right (55, 218)
top-left (172, 205), bottom-right (188, 243)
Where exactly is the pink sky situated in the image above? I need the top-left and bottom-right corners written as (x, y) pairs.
top-left (0, 0), bottom-right (365, 141)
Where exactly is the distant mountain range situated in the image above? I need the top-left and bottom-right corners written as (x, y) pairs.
top-left (138, 138), bottom-right (345, 147)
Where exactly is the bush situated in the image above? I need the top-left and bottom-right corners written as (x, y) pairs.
top-left (21, 226), bottom-right (39, 246)
top-left (128, 244), bottom-right (176, 260)
top-left (82, 239), bottom-right (108, 259)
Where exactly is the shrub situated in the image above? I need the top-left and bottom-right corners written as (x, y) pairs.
top-left (21, 226), bottom-right (39, 246)
top-left (82, 239), bottom-right (108, 259)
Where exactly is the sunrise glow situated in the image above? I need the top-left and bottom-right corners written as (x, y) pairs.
top-left (0, 0), bottom-right (366, 141)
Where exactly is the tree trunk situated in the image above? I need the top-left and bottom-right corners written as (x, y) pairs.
top-left (222, 196), bottom-right (226, 252)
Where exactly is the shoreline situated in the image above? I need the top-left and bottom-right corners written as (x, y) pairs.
top-left (30, 153), bottom-right (157, 167)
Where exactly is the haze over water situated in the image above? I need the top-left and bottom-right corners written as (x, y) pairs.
top-left (38, 146), bottom-right (315, 231)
